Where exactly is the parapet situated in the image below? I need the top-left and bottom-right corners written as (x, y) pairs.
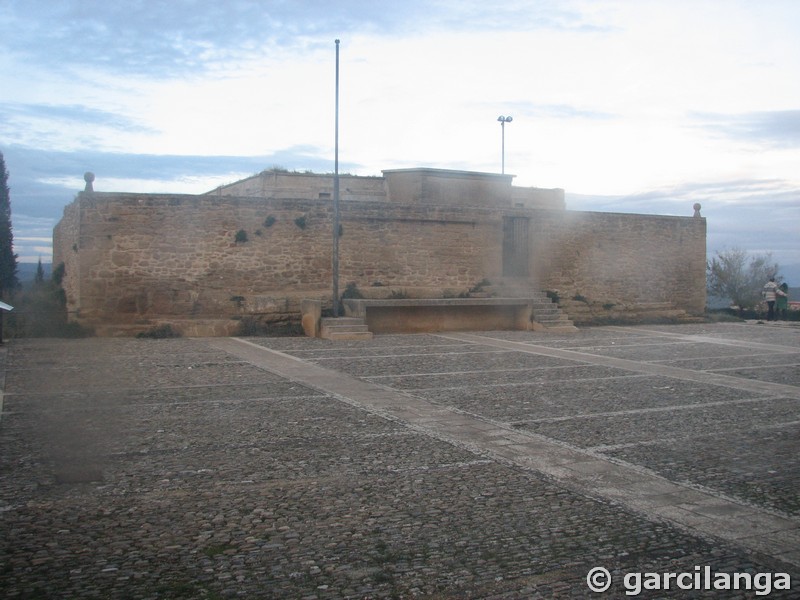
top-left (511, 186), bottom-right (565, 210)
top-left (382, 168), bottom-right (514, 207)
top-left (206, 166), bottom-right (565, 210)
top-left (207, 170), bottom-right (386, 202)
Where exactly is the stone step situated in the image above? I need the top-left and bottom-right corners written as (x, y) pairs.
top-left (321, 322), bottom-right (370, 332)
top-left (320, 317), bottom-right (373, 341)
top-left (481, 284), bottom-right (578, 332)
top-left (321, 317), bottom-right (364, 326)
top-left (533, 306), bottom-right (562, 315)
top-left (323, 330), bottom-right (374, 341)
top-left (537, 314), bottom-right (575, 323)
top-left (322, 324), bottom-right (371, 334)
top-left (539, 324), bottom-right (579, 333)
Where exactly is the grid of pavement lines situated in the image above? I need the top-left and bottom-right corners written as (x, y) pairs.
top-left (0, 322), bottom-right (798, 598)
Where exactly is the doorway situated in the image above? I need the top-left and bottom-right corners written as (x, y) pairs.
top-left (502, 217), bottom-right (529, 277)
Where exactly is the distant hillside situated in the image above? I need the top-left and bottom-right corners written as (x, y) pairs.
top-left (781, 264), bottom-right (800, 287)
top-left (17, 262), bottom-right (52, 284)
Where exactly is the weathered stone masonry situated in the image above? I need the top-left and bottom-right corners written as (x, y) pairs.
top-left (53, 168), bottom-right (706, 336)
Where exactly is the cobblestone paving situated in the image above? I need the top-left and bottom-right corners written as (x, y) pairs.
top-left (1, 324), bottom-right (799, 598)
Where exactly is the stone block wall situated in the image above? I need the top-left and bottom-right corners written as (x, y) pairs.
top-left (339, 203), bottom-right (500, 290)
top-left (209, 171), bottom-right (387, 203)
top-left (54, 193), bottom-right (505, 334)
top-left (52, 200), bottom-right (81, 318)
top-left (53, 182), bottom-right (705, 336)
top-left (531, 210), bottom-right (706, 323)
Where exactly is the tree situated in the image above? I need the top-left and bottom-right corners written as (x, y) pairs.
top-left (0, 152), bottom-right (18, 298)
top-left (707, 248), bottom-right (779, 314)
top-left (35, 257), bottom-right (45, 284)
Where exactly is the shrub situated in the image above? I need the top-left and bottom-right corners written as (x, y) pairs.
top-left (235, 317), bottom-right (303, 337)
top-left (136, 324), bottom-right (180, 339)
top-left (342, 282), bottom-right (363, 299)
top-left (469, 278), bottom-right (491, 293)
top-left (234, 229), bottom-right (248, 243)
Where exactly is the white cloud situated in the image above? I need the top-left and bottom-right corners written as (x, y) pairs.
top-left (39, 173), bottom-right (256, 195)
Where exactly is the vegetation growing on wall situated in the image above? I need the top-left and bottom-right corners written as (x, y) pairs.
top-left (136, 324), bottom-right (180, 339)
top-left (342, 282), bottom-right (363, 299)
top-left (461, 278), bottom-right (492, 298)
top-left (545, 290), bottom-right (560, 304)
top-left (235, 316), bottom-right (303, 336)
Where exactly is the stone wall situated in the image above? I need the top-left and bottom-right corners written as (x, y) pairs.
top-left (52, 200), bottom-right (81, 318)
top-left (53, 170), bottom-right (705, 336)
top-left (209, 171), bottom-right (388, 202)
top-left (531, 209), bottom-right (707, 323)
top-left (209, 168), bottom-right (566, 210)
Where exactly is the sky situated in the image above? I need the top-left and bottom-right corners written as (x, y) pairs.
top-left (1, 0), bottom-right (798, 281)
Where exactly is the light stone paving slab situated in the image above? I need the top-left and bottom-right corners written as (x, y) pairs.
top-left (439, 332), bottom-right (800, 400)
top-left (211, 335), bottom-right (800, 569)
top-left (606, 325), bottom-right (800, 354)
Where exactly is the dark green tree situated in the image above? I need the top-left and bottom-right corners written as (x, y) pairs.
top-left (0, 152), bottom-right (19, 297)
top-left (35, 257), bottom-right (45, 284)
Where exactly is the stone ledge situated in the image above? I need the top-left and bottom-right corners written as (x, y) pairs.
top-left (342, 297), bottom-right (575, 334)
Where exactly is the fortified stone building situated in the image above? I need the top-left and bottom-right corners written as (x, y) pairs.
top-left (53, 168), bottom-right (706, 336)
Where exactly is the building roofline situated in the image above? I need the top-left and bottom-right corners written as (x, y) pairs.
top-left (381, 167), bottom-right (515, 180)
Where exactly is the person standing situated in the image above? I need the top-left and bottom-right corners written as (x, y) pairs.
top-left (762, 277), bottom-right (779, 321)
top-left (776, 282), bottom-right (789, 320)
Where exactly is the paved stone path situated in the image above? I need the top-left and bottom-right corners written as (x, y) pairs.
top-left (212, 328), bottom-right (800, 567)
top-left (1, 323), bottom-right (798, 598)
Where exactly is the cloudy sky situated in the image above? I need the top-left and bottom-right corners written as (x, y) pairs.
top-left (1, 0), bottom-right (798, 280)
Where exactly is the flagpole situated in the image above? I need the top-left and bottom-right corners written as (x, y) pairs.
top-left (332, 39), bottom-right (341, 317)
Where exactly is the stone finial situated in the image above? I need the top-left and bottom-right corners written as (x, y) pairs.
top-left (84, 172), bottom-right (95, 192)
top-left (693, 202), bottom-right (702, 218)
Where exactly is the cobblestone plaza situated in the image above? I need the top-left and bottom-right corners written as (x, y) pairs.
top-left (1, 323), bottom-right (798, 598)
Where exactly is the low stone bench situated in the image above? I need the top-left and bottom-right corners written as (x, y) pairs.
top-left (342, 297), bottom-right (542, 334)
top-left (302, 296), bottom-right (576, 338)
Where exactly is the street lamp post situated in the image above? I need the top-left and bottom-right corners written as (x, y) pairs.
top-left (497, 115), bottom-right (512, 174)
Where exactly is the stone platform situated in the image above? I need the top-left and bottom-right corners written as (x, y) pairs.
top-left (0, 322), bottom-right (798, 598)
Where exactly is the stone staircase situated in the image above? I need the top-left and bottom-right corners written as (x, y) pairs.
top-left (319, 317), bottom-right (373, 341)
top-left (485, 280), bottom-right (577, 332)
top-left (529, 293), bottom-right (578, 331)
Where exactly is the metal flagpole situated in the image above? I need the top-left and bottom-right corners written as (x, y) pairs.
top-left (332, 39), bottom-right (341, 317)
